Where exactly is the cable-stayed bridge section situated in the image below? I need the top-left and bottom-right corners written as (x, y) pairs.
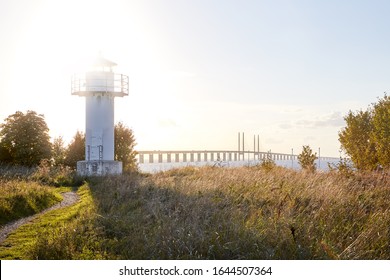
top-left (136, 150), bottom-right (339, 173)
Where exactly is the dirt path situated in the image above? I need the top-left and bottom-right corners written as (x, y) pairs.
top-left (0, 192), bottom-right (79, 243)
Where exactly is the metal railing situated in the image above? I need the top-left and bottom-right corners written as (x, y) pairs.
top-left (71, 73), bottom-right (129, 96)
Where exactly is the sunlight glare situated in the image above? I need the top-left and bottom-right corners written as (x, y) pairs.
top-left (8, 0), bottom-right (136, 143)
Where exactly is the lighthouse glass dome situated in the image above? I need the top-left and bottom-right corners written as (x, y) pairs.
top-left (71, 61), bottom-right (129, 97)
top-left (71, 55), bottom-right (129, 176)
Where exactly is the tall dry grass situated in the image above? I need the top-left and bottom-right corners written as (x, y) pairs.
top-left (15, 165), bottom-right (390, 259)
top-left (0, 180), bottom-right (62, 225)
top-left (0, 162), bottom-right (81, 227)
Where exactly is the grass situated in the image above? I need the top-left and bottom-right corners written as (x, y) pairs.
top-left (0, 184), bottom-right (103, 259)
top-left (1, 165), bottom-right (389, 259)
top-left (0, 180), bottom-right (62, 225)
top-left (0, 162), bottom-right (83, 226)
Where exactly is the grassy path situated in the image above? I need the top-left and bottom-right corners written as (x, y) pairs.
top-left (0, 187), bottom-right (86, 259)
top-left (0, 192), bottom-right (79, 243)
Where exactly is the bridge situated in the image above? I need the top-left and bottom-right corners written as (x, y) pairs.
top-left (136, 150), bottom-right (339, 172)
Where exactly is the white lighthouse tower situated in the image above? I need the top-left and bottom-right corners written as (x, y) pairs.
top-left (71, 54), bottom-right (129, 175)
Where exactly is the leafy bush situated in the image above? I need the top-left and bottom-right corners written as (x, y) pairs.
top-left (259, 151), bottom-right (276, 171)
top-left (298, 145), bottom-right (317, 172)
top-left (328, 157), bottom-right (355, 177)
top-left (339, 94), bottom-right (390, 171)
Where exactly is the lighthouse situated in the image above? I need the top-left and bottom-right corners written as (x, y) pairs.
top-left (71, 54), bottom-right (129, 175)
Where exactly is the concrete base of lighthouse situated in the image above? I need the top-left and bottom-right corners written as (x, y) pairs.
top-left (76, 160), bottom-right (122, 176)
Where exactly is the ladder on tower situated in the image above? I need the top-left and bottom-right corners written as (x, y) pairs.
top-left (98, 145), bottom-right (103, 161)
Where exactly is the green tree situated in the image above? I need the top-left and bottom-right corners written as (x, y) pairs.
top-left (371, 94), bottom-right (390, 169)
top-left (338, 109), bottom-right (378, 171)
top-left (115, 122), bottom-right (138, 172)
top-left (52, 136), bottom-right (66, 166)
top-left (0, 144), bottom-right (12, 163)
top-left (298, 145), bottom-right (317, 172)
top-left (64, 131), bottom-right (85, 169)
top-left (0, 111), bottom-right (51, 166)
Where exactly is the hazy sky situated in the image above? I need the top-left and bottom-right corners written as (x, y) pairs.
top-left (1, 0), bottom-right (389, 157)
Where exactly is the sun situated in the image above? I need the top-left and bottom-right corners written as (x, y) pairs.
top-left (7, 0), bottom-right (135, 142)
top-left (13, 0), bottom-right (131, 75)
top-left (6, 0), bottom-right (188, 148)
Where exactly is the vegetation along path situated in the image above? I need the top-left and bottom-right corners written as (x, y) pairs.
top-left (0, 192), bottom-right (79, 243)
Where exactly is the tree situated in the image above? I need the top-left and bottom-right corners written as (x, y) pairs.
top-left (338, 94), bottom-right (390, 171)
top-left (371, 94), bottom-right (390, 169)
top-left (115, 122), bottom-right (138, 172)
top-left (338, 109), bottom-right (378, 171)
top-left (64, 131), bottom-right (85, 169)
top-left (63, 122), bottom-right (137, 171)
top-left (52, 136), bottom-right (66, 166)
top-left (0, 144), bottom-right (12, 163)
top-left (0, 111), bottom-right (51, 166)
top-left (298, 145), bottom-right (317, 172)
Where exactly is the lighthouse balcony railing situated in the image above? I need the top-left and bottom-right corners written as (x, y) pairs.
top-left (71, 73), bottom-right (129, 96)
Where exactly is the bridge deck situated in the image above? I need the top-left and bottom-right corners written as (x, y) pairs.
top-left (136, 150), bottom-right (338, 164)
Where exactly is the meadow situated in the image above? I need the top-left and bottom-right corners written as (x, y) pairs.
top-left (0, 165), bottom-right (389, 259)
top-left (0, 164), bottom-right (64, 226)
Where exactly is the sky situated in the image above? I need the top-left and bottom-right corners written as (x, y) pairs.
top-left (1, 0), bottom-right (390, 157)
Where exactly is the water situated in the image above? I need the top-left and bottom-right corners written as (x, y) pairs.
top-left (138, 158), bottom-right (341, 173)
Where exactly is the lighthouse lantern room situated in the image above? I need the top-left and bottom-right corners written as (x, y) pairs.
top-left (71, 54), bottom-right (129, 176)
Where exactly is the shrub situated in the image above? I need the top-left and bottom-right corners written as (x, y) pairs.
top-left (259, 151), bottom-right (276, 171)
top-left (298, 145), bottom-right (317, 172)
top-left (328, 157), bottom-right (355, 177)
